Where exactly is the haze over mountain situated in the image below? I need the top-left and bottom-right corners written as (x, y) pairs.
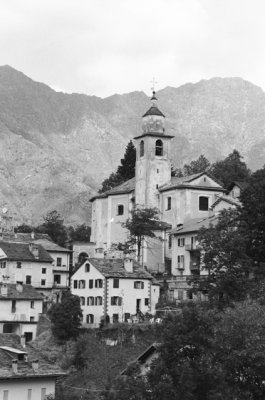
top-left (0, 65), bottom-right (264, 225)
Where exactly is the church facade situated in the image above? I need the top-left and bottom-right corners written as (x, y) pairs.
top-left (90, 92), bottom-right (226, 274)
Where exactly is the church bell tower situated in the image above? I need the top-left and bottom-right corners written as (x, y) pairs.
top-left (134, 91), bottom-right (174, 208)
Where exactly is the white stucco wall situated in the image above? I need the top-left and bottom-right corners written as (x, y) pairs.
top-left (0, 378), bottom-right (55, 400)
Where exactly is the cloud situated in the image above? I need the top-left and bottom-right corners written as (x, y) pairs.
top-left (0, 0), bottom-right (265, 96)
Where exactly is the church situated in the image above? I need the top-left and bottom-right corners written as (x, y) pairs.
top-left (90, 91), bottom-right (226, 276)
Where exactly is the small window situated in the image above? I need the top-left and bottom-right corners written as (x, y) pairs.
top-left (87, 296), bottom-right (94, 306)
top-left (79, 280), bottom-right (86, 289)
top-left (166, 197), bottom-right (171, 210)
top-left (17, 261), bottom-right (22, 269)
top-left (117, 204), bottom-right (124, 216)
top-left (27, 389), bottom-right (32, 400)
top-left (41, 279), bottom-right (46, 286)
top-left (56, 257), bottom-right (62, 267)
top-left (30, 316), bottom-right (35, 322)
top-left (89, 279), bottom-right (93, 289)
top-left (95, 279), bottom-right (103, 288)
top-left (86, 314), bottom-right (94, 324)
top-left (178, 238), bottom-right (185, 247)
top-left (113, 314), bottom-right (119, 323)
top-left (113, 278), bottom-right (119, 288)
top-left (30, 301), bottom-right (34, 309)
top-left (134, 281), bottom-right (144, 289)
top-left (155, 139), bottom-right (163, 156)
top-left (85, 263), bottom-right (90, 272)
top-left (145, 298), bottom-right (149, 306)
top-left (41, 388), bottom-right (46, 400)
top-left (0, 261), bottom-right (6, 269)
top-left (140, 140), bottom-right (144, 157)
top-left (95, 296), bottom-right (103, 306)
top-left (80, 297), bottom-right (85, 306)
top-left (199, 196), bottom-right (209, 211)
top-left (156, 184), bottom-right (158, 189)
top-left (124, 313), bottom-right (131, 322)
top-left (26, 275), bottom-right (31, 285)
top-left (3, 390), bottom-right (9, 400)
top-left (73, 280), bottom-right (78, 289)
top-left (111, 296), bottom-right (122, 306)
top-left (168, 235), bottom-right (172, 249)
top-left (42, 268), bottom-right (46, 274)
top-left (177, 255), bottom-right (185, 269)
top-left (11, 300), bottom-right (16, 313)
top-left (54, 274), bottom-right (61, 284)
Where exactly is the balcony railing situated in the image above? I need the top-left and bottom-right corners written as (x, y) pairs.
top-left (185, 243), bottom-right (200, 251)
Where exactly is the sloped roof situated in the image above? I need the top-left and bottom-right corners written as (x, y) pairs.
top-left (0, 334), bottom-right (65, 379)
top-left (159, 171), bottom-right (225, 192)
top-left (2, 233), bottom-right (53, 243)
top-left (0, 242), bottom-right (53, 263)
top-left (0, 284), bottom-right (44, 300)
top-left (210, 195), bottom-right (240, 210)
top-left (142, 106), bottom-right (165, 118)
top-left (228, 181), bottom-right (249, 192)
top-left (77, 258), bottom-right (154, 280)
top-left (33, 239), bottom-right (70, 253)
top-left (121, 342), bottom-right (162, 375)
top-left (90, 177), bottom-right (135, 201)
top-left (170, 215), bottom-right (219, 235)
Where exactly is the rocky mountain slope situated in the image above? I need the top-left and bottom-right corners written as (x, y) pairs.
top-left (0, 65), bottom-right (264, 225)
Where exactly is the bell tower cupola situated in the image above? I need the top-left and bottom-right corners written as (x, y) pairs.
top-left (134, 90), bottom-right (174, 208)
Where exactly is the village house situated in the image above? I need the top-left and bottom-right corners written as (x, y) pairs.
top-left (0, 241), bottom-right (54, 298)
top-left (71, 257), bottom-right (160, 328)
top-left (0, 333), bottom-right (65, 400)
top-left (121, 342), bottom-right (161, 376)
top-left (90, 92), bottom-right (226, 274)
top-left (0, 282), bottom-right (43, 342)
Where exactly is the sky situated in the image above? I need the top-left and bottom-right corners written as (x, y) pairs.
top-left (0, 0), bottom-right (265, 97)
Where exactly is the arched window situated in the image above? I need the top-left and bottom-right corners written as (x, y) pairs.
top-left (95, 296), bottom-right (103, 306)
top-left (95, 279), bottom-right (103, 288)
top-left (80, 296), bottom-right (85, 306)
top-left (86, 314), bottom-right (94, 324)
top-left (78, 280), bottom-right (86, 289)
top-left (140, 140), bottom-right (144, 157)
top-left (155, 139), bottom-right (163, 156)
top-left (87, 296), bottom-right (94, 306)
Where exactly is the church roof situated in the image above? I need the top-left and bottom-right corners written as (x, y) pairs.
top-left (142, 106), bottom-right (165, 118)
top-left (90, 177), bottom-right (135, 201)
top-left (158, 171), bottom-right (225, 193)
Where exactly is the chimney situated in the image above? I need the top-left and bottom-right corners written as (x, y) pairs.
top-left (124, 257), bottom-right (133, 273)
top-left (16, 283), bottom-right (23, 293)
top-left (32, 359), bottom-right (39, 371)
top-left (31, 231), bottom-right (35, 240)
top-left (12, 359), bottom-right (18, 374)
top-left (20, 335), bottom-right (26, 348)
top-left (29, 243), bottom-right (39, 259)
top-left (0, 283), bottom-right (8, 296)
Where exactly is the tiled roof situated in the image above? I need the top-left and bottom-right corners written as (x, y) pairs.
top-left (80, 258), bottom-right (154, 280)
top-left (0, 334), bottom-right (65, 379)
top-left (159, 172), bottom-right (225, 192)
top-left (0, 284), bottom-right (44, 300)
top-left (210, 195), bottom-right (240, 209)
top-left (0, 242), bottom-right (53, 263)
top-left (170, 215), bottom-right (219, 235)
top-left (142, 106), bottom-right (165, 118)
top-left (90, 177), bottom-right (135, 201)
top-left (33, 239), bottom-right (71, 253)
top-left (228, 181), bottom-right (249, 192)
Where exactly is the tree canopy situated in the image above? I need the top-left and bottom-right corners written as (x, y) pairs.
top-left (99, 140), bottom-right (136, 193)
top-left (48, 290), bottom-right (83, 342)
top-left (37, 210), bottom-right (68, 247)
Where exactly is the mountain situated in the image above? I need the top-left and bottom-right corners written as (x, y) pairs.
top-left (0, 65), bottom-right (265, 225)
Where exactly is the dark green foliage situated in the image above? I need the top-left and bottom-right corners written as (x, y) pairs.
top-left (122, 207), bottom-right (160, 260)
top-left (210, 149), bottom-right (251, 189)
top-left (37, 210), bottom-right (68, 247)
top-left (183, 154), bottom-right (211, 176)
top-left (67, 224), bottom-right (91, 242)
top-left (99, 140), bottom-right (136, 193)
top-left (48, 291), bottom-right (83, 341)
top-left (191, 208), bottom-right (252, 305)
top-left (16, 224), bottom-right (34, 233)
top-left (240, 166), bottom-right (265, 264)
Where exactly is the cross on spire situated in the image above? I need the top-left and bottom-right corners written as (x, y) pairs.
top-left (150, 77), bottom-right (158, 93)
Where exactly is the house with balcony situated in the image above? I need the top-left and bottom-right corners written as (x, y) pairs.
top-left (71, 257), bottom-right (160, 328)
top-left (0, 282), bottom-right (43, 342)
top-left (0, 333), bottom-right (65, 400)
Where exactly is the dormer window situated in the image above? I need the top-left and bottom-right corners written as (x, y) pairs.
top-left (155, 139), bottom-right (163, 156)
top-left (117, 205), bottom-right (124, 216)
top-left (140, 140), bottom-right (144, 157)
